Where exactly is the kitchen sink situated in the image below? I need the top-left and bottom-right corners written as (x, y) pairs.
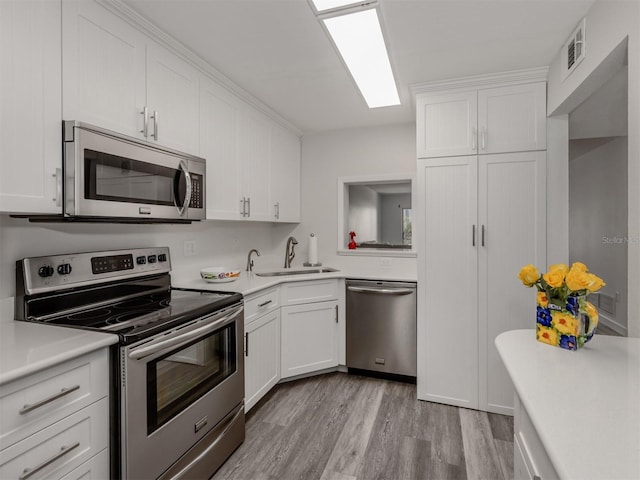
top-left (255, 267), bottom-right (339, 277)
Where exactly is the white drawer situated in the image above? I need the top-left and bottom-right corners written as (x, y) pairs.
top-left (245, 287), bottom-right (279, 324)
top-left (281, 279), bottom-right (339, 306)
top-left (59, 448), bottom-right (109, 480)
top-left (0, 349), bottom-right (108, 450)
top-left (0, 398), bottom-right (109, 480)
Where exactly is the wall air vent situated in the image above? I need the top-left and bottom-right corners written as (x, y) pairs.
top-left (561, 18), bottom-right (586, 81)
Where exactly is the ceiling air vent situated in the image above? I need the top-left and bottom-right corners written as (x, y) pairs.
top-left (561, 18), bottom-right (586, 81)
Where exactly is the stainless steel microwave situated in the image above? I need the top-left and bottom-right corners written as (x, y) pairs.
top-left (63, 121), bottom-right (205, 221)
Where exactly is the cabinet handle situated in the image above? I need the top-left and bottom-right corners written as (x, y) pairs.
top-left (335, 305), bottom-right (338, 323)
top-left (481, 126), bottom-right (487, 150)
top-left (52, 168), bottom-right (62, 206)
top-left (245, 332), bottom-right (249, 357)
top-left (472, 127), bottom-right (477, 151)
top-left (258, 300), bottom-right (272, 308)
top-left (140, 106), bottom-right (149, 137)
top-left (481, 225), bottom-right (486, 247)
top-left (246, 197), bottom-right (251, 217)
top-left (19, 385), bottom-right (80, 415)
top-left (472, 224), bottom-right (476, 247)
top-left (240, 198), bottom-right (246, 217)
top-left (151, 110), bottom-right (159, 141)
top-left (19, 441), bottom-right (80, 480)
top-left (274, 202), bottom-right (280, 220)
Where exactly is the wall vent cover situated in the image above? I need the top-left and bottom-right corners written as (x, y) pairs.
top-left (561, 18), bottom-right (586, 81)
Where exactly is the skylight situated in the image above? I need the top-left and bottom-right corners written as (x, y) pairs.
top-left (311, 0), bottom-right (362, 13)
top-left (310, 2), bottom-right (400, 109)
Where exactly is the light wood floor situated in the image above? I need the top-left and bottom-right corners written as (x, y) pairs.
top-left (213, 373), bottom-right (514, 480)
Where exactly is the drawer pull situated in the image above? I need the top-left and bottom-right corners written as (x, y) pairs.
top-left (19, 441), bottom-right (80, 479)
top-left (19, 385), bottom-right (80, 415)
top-left (257, 300), bottom-right (272, 308)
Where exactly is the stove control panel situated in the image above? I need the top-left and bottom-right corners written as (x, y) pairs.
top-left (19, 247), bottom-right (172, 295)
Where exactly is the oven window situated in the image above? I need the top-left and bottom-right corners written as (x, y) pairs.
top-left (146, 323), bottom-right (236, 434)
top-left (84, 149), bottom-right (184, 206)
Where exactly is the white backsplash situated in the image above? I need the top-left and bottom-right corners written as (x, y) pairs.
top-left (0, 215), bottom-right (299, 299)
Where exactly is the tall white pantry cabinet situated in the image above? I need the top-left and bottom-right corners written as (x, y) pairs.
top-left (415, 69), bottom-right (548, 415)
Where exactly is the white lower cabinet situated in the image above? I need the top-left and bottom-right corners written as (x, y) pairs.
top-left (281, 301), bottom-right (339, 379)
top-left (245, 309), bottom-right (281, 412)
top-left (59, 448), bottom-right (109, 480)
top-left (0, 349), bottom-right (110, 480)
top-left (514, 395), bottom-right (558, 480)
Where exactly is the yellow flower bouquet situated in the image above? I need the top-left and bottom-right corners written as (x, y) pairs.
top-left (518, 262), bottom-right (605, 350)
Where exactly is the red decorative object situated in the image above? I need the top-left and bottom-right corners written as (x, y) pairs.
top-left (348, 231), bottom-right (357, 250)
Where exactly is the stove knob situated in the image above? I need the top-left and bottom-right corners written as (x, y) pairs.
top-left (57, 263), bottom-right (72, 275)
top-left (38, 265), bottom-right (54, 278)
top-left (158, 254), bottom-right (167, 262)
top-left (136, 256), bottom-right (146, 265)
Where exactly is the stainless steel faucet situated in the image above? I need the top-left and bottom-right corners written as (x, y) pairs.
top-left (283, 237), bottom-right (298, 268)
top-left (246, 249), bottom-right (260, 272)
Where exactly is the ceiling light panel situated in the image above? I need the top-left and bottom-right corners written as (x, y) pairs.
top-left (323, 8), bottom-right (400, 108)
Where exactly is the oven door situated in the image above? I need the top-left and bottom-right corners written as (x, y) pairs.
top-left (64, 121), bottom-right (205, 220)
top-left (122, 303), bottom-right (244, 480)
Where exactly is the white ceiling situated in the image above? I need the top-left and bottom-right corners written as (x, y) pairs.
top-left (122, 0), bottom-right (596, 134)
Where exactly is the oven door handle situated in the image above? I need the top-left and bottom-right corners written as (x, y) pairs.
top-left (128, 305), bottom-right (243, 361)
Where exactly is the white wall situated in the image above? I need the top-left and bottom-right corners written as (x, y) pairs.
top-left (380, 193), bottom-right (411, 245)
top-left (547, 0), bottom-right (640, 337)
top-left (569, 136), bottom-right (628, 333)
top-left (286, 123), bottom-right (417, 275)
top-left (348, 185), bottom-right (379, 243)
top-left (0, 215), bottom-right (281, 299)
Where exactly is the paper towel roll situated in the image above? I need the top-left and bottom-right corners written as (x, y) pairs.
top-left (308, 234), bottom-right (318, 265)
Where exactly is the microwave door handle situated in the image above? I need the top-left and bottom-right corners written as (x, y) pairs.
top-left (175, 160), bottom-right (192, 216)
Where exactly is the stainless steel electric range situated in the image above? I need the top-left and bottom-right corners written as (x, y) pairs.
top-left (15, 247), bottom-right (245, 479)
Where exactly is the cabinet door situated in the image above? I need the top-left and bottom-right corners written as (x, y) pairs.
top-left (478, 152), bottom-right (546, 414)
top-left (239, 109), bottom-right (271, 221)
top-left (0, 0), bottom-right (61, 214)
top-left (417, 157), bottom-right (478, 409)
top-left (478, 82), bottom-right (547, 154)
top-left (200, 78), bottom-right (244, 220)
top-left (62, 0), bottom-right (146, 139)
top-left (281, 301), bottom-right (339, 378)
top-left (245, 310), bottom-right (280, 412)
top-left (416, 91), bottom-right (478, 158)
top-left (269, 124), bottom-right (301, 222)
top-left (146, 41), bottom-right (200, 155)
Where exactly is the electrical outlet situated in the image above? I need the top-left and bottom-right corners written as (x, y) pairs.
top-left (380, 258), bottom-right (392, 267)
top-left (183, 240), bottom-right (196, 257)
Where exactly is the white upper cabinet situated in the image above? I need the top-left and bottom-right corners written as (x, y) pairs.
top-left (62, 0), bottom-right (146, 139)
top-left (0, 0), bottom-right (62, 214)
top-left (478, 83), bottom-right (547, 154)
top-left (238, 109), bottom-right (271, 221)
top-left (63, 1), bottom-right (199, 155)
top-left (145, 41), bottom-right (200, 154)
top-left (416, 90), bottom-right (478, 158)
top-left (269, 124), bottom-right (301, 223)
top-left (417, 80), bottom-right (547, 158)
top-left (200, 77), bottom-right (243, 220)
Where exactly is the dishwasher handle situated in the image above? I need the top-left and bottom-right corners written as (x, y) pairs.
top-left (347, 286), bottom-right (415, 296)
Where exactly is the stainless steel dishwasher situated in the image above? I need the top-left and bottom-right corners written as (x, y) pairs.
top-left (346, 279), bottom-right (417, 380)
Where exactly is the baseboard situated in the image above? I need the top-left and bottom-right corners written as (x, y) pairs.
top-left (599, 312), bottom-right (628, 336)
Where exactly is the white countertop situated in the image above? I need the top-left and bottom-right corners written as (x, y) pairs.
top-left (173, 266), bottom-right (416, 296)
top-left (496, 329), bottom-right (640, 480)
top-left (0, 299), bottom-right (119, 386)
